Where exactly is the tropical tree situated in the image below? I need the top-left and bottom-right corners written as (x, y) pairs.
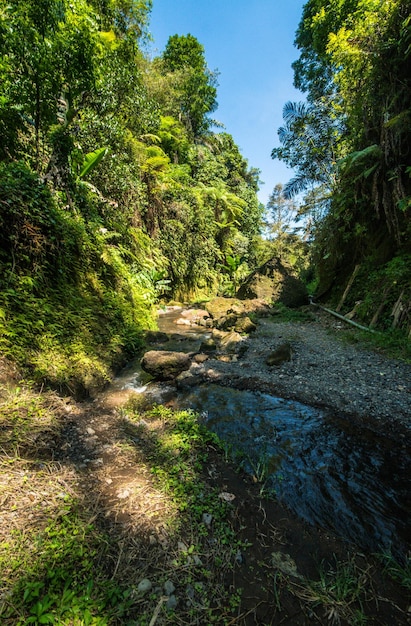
top-left (272, 99), bottom-right (340, 202)
top-left (0, 0), bottom-right (103, 169)
top-left (157, 33), bottom-right (218, 137)
top-left (273, 0), bottom-right (411, 308)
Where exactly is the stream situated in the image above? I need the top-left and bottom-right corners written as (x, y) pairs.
top-left (111, 308), bottom-right (410, 559)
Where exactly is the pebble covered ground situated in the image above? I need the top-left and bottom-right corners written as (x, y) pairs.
top-left (194, 309), bottom-right (411, 434)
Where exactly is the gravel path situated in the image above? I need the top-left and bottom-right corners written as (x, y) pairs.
top-left (195, 310), bottom-right (411, 434)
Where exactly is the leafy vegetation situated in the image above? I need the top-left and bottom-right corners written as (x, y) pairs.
top-left (272, 0), bottom-right (411, 338)
top-left (0, 0), bottom-right (265, 391)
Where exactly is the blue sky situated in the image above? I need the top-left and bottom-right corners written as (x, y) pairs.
top-left (147, 0), bottom-right (306, 206)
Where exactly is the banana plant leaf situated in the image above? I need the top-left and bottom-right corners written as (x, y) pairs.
top-left (78, 147), bottom-right (107, 179)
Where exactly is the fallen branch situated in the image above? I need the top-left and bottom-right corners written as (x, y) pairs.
top-left (149, 596), bottom-right (168, 626)
top-left (310, 300), bottom-right (377, 333)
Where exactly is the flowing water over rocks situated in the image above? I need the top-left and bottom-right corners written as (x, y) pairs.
top-left (115, 305), bottom-right (411, 559)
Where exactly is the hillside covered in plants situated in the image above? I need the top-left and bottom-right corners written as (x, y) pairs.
top-left (272, 0), bottom-right (411, 335)
top-left (0, 0), bottom-right (265, 393)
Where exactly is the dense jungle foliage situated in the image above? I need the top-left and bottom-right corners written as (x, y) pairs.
top-left (273, 0), bottom-right (411, 335)
top-left (0, 0), bottom-right (410, 395)
top-left (0, 0), bottom-right (267, 392)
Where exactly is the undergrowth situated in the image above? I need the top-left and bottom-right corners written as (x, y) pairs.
top-left (0, 162), bottom-right (160, 396)
top-left (339, 326), bottom-right (411, 362)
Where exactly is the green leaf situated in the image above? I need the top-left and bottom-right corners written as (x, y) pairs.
top-left (340, 145), bottom-right (382, 170)
top-left (78, 147), bottom-right (107, 179)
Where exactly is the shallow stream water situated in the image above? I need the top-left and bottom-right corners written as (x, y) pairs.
top-left (112, 309), bottom-right (410, 558)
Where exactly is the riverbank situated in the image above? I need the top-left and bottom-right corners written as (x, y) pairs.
top-left (0, 306), bottom-right (410, 625)
top-left (193, 306), bottom-right (411, 434)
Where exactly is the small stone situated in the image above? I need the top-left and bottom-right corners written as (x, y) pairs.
top-left (137, 578), bottom-right (152, 595)
top-left (86, 427), bottom-right (95, 435)
top-left (193, 353), bottom-right (209, 363)
top-left (90, 458), bottom-right (103, 465)
top-left (178, 541), bottom-right (188, 552)
top-left (202, 513), bottom-right (213, 526)
top-left (235, 549), bottom-right (243, 564)
top-left (166, 594), bottom-right (178, 610)
top-left (117, 489), bottom-right (130, 499)
top-left (219, 492), bottom-right (236, 502)
top-left (164, 580), bottom-right (175, 596)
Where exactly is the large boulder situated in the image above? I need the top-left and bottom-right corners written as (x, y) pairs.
top-left (205, 297), bottom-right (244, 320)
top-left (236, 258), bottom-right (308, 307)
top-left (140, 350), bottom-right (191, 381)
top-left (205, 297), bottom-right (267, 332)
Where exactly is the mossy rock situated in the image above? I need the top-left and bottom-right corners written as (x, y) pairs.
top-left (205, 297), bottom-right (244, 320)
top-left (237, 258), bottom-right (308, 307)
top-left (234, 316), bottom-right (257, 334)
top-left (141, 351), bottom-right (191, 381)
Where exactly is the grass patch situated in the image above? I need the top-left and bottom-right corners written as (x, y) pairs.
top-left (0, 384), bottom-right (61, 454)
top-left (0, 477), bottom-right (133, 625)
top-left (0, 397), bottom-right (248, 625)
top-left (288, 557), bottom-right (370, 625)
top-left (378, 553), bottom-right (411, 591)
top-left (270, 303), bottom-right (315, 323)
top-left (339, 326), bottom-right (411, 362)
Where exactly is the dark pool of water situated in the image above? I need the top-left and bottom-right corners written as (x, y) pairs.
top-left (172, 384), bottom-right (410, 558)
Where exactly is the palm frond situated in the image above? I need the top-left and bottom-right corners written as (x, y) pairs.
top-left (283, 101), bottom-right (309, 123)
top-left (283, 173), bottom-right (310, 199)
